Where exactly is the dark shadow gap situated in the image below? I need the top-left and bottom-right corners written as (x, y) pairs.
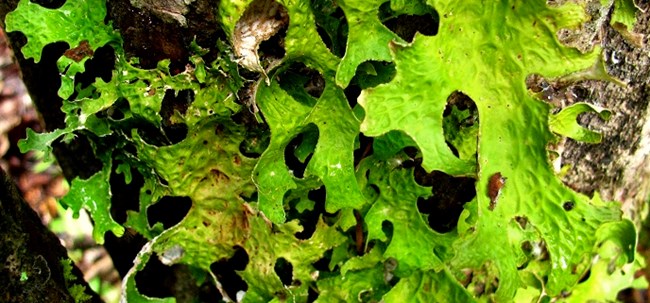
top-left (415, 169), bottom-right (476, 233)
top-left (274, 258), bottom-right (293, 286)
top-left (30, 0), bottom-right (66, 9)
top-left (287, 186), bottom-right (328, 240)
top-left (345, 61), bottom-right (396, 110)
top-left (310, 0), bottom-right (348, 57)
top-left (210, 246), bottom-right (249, 300)
top-left (238, 128), bottom-right (270, 158)
top-left (147, 196), bottom-right (193, 229)
top-left (278, 62), bottom-right (325, 103)
top-left (442, 91), bottom-right (478, 160)
top-left (160, 89), bottom-right (193, 144)
top-left (284, 124), bottom-right (320, 179)
top-left (378, 1), bottom-right (440, 42)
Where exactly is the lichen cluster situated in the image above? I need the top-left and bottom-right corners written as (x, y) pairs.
top-left (5, 0), bottom-right (645, 301)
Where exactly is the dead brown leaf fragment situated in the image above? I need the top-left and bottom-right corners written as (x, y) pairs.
top-left (63, 40), bottom-right (94, 62)
top-left (233, 0), bottom-right (288, 75)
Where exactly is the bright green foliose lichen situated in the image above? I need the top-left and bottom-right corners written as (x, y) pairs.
top-left (6, 0), bottom-right (645, 301)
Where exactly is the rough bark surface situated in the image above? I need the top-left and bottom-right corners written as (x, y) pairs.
top-left (554, 5), bottom-right (650, 222)
top-left (0, 167), bottom-right (101, 303)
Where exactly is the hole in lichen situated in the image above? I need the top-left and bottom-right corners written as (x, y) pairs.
top-left (514, 216), bottom-right (529, 229)
top-left (30, 0), bottom-right (66, 9)
top-left (286, 186), bottom-right (331, 240)
top-left (159, 89), bottom-right (192, 144)
top-left (284, 124), bottom-right (320, 179)
top-left (382, 220), bottom-right (394, 240)
top-left (416, 168), bottom-right (476, 233)
top-left (258, 28), bottom-right (287, 64)
top-left (563, 201), bottom-right (575, 211)
top-left (197, 278), bottom-right (224, 302)
top-left (147, 196), bottom-right (192, 229)
top-left (134, 254), bottom-right (175, 298)
top-left (72, 44), bottom-right (116, 91)
top-left (132, 125), bottom-right (167, 146)
top-left (240, 192), bottom-right (258, 203)
top-left (98, 97), bottom-right (128, 120)
top-left (344, 61), bottom-right (396, 113)
top-left (274, 258), bottom-right (294, 286)
top-left (343, 83), bottom-right (361, 109)
top-left (161, 89), bottom-right (193, 118)
top-left (310, 0), bottom-right (348, 57)
top-left (525, 74), bottom-right (558, 104)
top-left (312, 248), bottom-right (335, 272)
top-left (210, 246), bottom-right (249, 300)
top-left (135, 254), bottom-right (211, 300)
top-left (278, 62), bottom-right (325, 103)
top-left (347, 61), bottom-right (395, 108)
top-left (378, 1), bottom-right (440, 42)
top-left (354, 133), bottom-right (374, 166)
top-left (443, 91), bottom-right (478, 160)
top-left (307, 285), bottom-right (319, 302)
top-left (110, 159), bottom-right (144, 224)
top-left (239, 129), bottom-right (271, 158)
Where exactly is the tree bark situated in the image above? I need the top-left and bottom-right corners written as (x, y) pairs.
top-left (0, 167), bottom-right (102, 303)
top-left (555, 3), bottom-right (650, 223)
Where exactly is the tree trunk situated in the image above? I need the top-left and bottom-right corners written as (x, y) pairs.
top-left (0, 167), bottom-right (102, 303)
top-left (556, 3), bottom-right (650, 223)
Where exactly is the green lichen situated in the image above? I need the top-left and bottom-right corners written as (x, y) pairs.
top-left (19, 271), bottom-right (28, 282)
top-left (5, 0), bottom-right (645, 301)
top-left (61, 259), bottom-right (92, 303)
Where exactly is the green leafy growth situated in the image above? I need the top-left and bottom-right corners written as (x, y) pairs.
top-left (383, 270), bottom-right (475, 302)
top-left (567, 220), bottom-right (645, 301)
top-left (60, 259), bottom-right (92, 303)
top-left (72, 58), bottom-right (201, 129)
top-left (359, 0), bottom-right (625, 300)
top-left (17, 128), bottom-right (66, 161)
top-left (360, 155), bottom-right (455, 274)
top-left (549, 102), bottom-right (611, 143)
top-left (5, 0), bottom-right (121, 98)
top-left (253, 77), bottom-right (364, 223)
top-left (8, 0), bottom-right (643, 301)
top-left (611, 0), bottom-right (643, 46)
top-left (334, 0), bottom-right (405, 87)
top-left (612, 0), bottom-right (637, 29)
top-left (316, 266), bottom-right (390, 302)
top-left (62, 159), bottom-right (124, 244)
top-left (372, 130), bottom-right (416, 160)
top-left (128, 115), bottom-right (347, 301)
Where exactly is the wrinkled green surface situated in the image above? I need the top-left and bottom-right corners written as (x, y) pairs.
top-left (5, 0), bottom-right (120, 98)
top-left (62, 168), bottom-right (124, 244)
top-left (383, 270), bottom-right (475, 302)
top-left (254, 77), bottom-right (363, 223)
top-left (359, 1), bottom-right (624, 299)
top-left (7, 0), bottom-right (645, 301)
